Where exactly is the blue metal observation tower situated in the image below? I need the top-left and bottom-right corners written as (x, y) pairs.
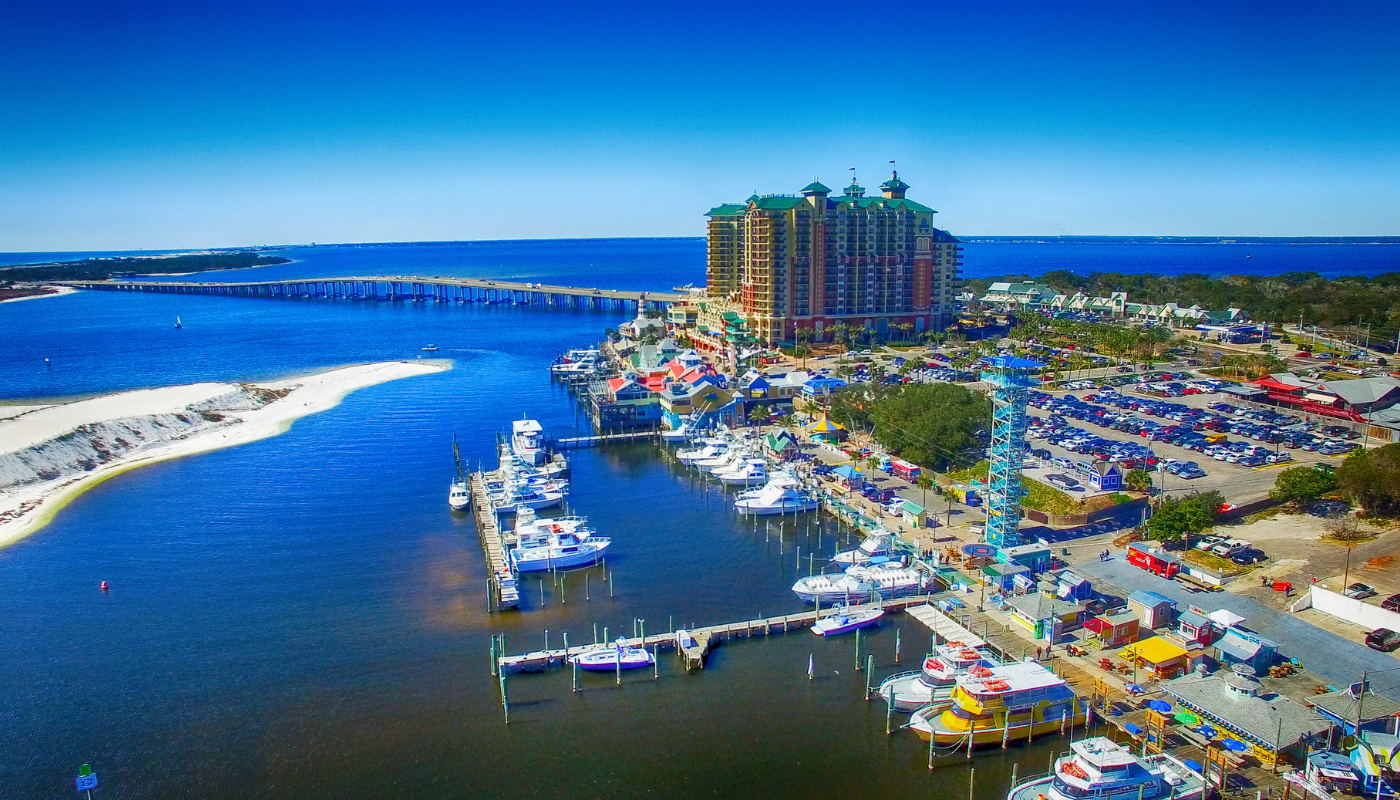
top-left (978, 356), bottom-right (1044, 548)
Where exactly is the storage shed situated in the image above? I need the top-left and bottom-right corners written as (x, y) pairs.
top-left (1127, 590), bottom-right (1178, 630)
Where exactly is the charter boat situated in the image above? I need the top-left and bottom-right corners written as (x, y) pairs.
top-left (677, 440), bottom-right (728, 465)
top-left (509, 509), bottom-right (610, 572)
top-left (569, 639), bottom-right (655, 671)
top-left (714, 457), bottom-right (768, 486)
top-left (908, 660), bottom-right (1086, 745)
top-left (550, 353), bottom-right (602, 375)
top-left (695, 448), bottom-right (746, 473)
top-left (488, 480), bottom-right (566, 514)
top-left (448, 436), bottom-right (470, 510)
top-left (511, 418), bottom-right (547, 466)
top-left (791, 560), bottom-right (933, 605)
top-left (735, 473), bottom-right (819, 515)
top-left (812, 606), bottom-right (884, 636)
top-left (1005, 737), bottom-right (1206, 800)
top-left (878, 642), bottom-right (992, 712)
top-left (660, 420), bottom-right (693, 443)
top-left (834, 531), bottom-right (896, 565)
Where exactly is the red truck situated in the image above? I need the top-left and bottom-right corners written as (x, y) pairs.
top-left (1126, 541), bottom-right (1182, 578)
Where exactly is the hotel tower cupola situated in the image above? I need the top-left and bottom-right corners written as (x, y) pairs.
top-left (880, 169), bottom-right (910, 200)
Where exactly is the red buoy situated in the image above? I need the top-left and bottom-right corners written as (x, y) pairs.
top-left (100, 581), bottom-right (109, 592)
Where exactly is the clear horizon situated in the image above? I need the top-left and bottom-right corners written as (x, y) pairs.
top-left (2, 1), bottom-right (1398, 250)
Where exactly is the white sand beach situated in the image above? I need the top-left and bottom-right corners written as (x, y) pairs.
top-left (0, 286), bottom-right (79, 304)
top-left (0, 360), bottom-right (449, 548)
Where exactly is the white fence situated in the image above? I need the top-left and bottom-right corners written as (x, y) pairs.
top-left (1290, 585), bottom-right (1400, 631)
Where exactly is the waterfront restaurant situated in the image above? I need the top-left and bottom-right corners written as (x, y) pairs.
top-left (1164, 668), bottom-right (1330, 768)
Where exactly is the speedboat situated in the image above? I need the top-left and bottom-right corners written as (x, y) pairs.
top-left (569, 639), bottom-right (655, 671)
top-left (878, 642), bottom-right (992, 712)
top-left (489, 484), bottom-right (565, 514)
top-left (511, 418), bottom-right (547, 466)
top-left (833, 531), bottom-right (895, 565)
top-left (448, 478), bottom-right (471, 511)
top-left (714, 457), bottom-right (768, 486)
top-left (695, 448), bottom-right (746, 473)
top-left (510, 509), bottom-right (610, 572)
top-left (421, 344), bottom-right (439, 352)
top-left (660, 421), bottom-right (692, 443)
top-left (812, 606), bottom-right (884, 636)
top-left (550, 354), bottom-right (602, 375)
top-left (735, 473), bottom-right (819, 515)
top-left (791, 561), bottom-right (932, 605)
top-left (677, 440), bottom-right (728, 465)
top-left (1006, 737), bottom-right (1206, 800)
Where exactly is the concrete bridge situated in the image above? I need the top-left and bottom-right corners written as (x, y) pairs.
top-left (60, 276), bottom-right (687, 311)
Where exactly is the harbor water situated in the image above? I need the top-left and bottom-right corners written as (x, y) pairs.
top-left (3, 238), bottom-right (1394, 798)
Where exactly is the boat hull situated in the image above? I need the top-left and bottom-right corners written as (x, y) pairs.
top-left (735, 499), bottom-right (820, 515)
top-left (910, 710), bottom-right (1088, 744)
top-left (878, 675), bottom-right (955, 712)
top-left (570, 648), bottom-right (655, 671)
top-left (813, 608), bottom-right (884, 635)
top-left (512, 544), bottom-right (608, 572)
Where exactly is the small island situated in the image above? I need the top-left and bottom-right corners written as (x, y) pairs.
top-left (0, 251), bottom-right (294, 301)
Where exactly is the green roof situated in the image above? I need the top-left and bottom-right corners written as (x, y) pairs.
top-left (750, 196), bottom-right (805, 210)
top-left (705, 203), bottom-right (746, 217)
top-left (800, 181), bottom-right (831, 195)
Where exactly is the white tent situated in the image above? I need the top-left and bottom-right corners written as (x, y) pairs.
top-left (1207, 609), bottom-right (1246, 629)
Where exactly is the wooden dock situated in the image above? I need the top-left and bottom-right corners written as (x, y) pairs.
top-left (553, 430), bottom-right (659, 448)
top-left (495, 595), bottom-right (935, 673)
top-left (471, 473), bottom-right (520, 610)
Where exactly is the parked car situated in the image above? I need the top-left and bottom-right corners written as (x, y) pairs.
top-left (1382, 594), bottom-right (1400, 613)
top-left (1194, 535), bottom-right (1226, 551)
top-left (1366, 628), bottom-right (1400, 652)
top-left (1346, 583), bottom-right (1378, 600)
top-left (1231, 548), bottom-right (1268, 565)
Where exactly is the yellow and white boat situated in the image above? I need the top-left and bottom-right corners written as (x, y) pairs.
top-left (910, 660), bottom-right (1086, 745)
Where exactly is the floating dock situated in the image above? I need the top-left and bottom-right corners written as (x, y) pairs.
top-left (495, 594), bottom-right (936, 673)
top-left (553, 431), bottom-right (659, 449)
top-left (470, 473), bottom-right (520, 610)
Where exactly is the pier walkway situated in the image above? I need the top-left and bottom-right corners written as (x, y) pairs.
top-left (60, 275), bottom-right (684, 311)
top-left (470, 473), bottom-right (520, 610)
top-left (552, 431), bottom-right (659, 448)
top-left (495, 595), bottom-right (936, 673)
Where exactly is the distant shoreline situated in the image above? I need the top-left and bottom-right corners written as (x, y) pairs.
top-left (0, 360), bottom-right (451, 549)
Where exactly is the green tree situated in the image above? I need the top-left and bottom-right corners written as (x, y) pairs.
top-left (1270, 466), bottom-right (1339, 506)
top-left (867, 382), bottom-right (991, 470)
top-left (917, 471), bottom-right (934, 510)
top-left (747, 404), bottom-right (769, 426)
top-left (1146, 495), bottom-right (1215, 542)
top-left (1337, 444), bottom-right (1400, 516)
top-left (1124, 469), bottom-right (1152, 492)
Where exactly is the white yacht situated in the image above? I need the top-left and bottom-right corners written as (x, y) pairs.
top-left (1006, 738), bottom-right (1206, 800)
top-left (833, 531), bottom-right (896, 565)
top-left (660, 420), bottom-right (693, 443)
top-left (877, 641), bottom-right (992, 712)
top-left (511, 419), bottom-right (547, 466)
top-left (714, 457), bottom-right (768, 486)
top-left (677, 439), bottom-right (728, 465)
top-left (735, 473), bottom-right (819, 515)
top-left (449, 479), bottom-right (471, 511)
top-left (550, 353), bottom-right (601, 375)
top-left (697, 448), bottom-right (748, 474)
top-left (509, 508), bottom-right (610, 572)
top-left (791, 560), bottom-right (932, 605)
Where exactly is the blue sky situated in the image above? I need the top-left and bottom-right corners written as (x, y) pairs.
top-left (2, 0), bottom-right (1398, 250)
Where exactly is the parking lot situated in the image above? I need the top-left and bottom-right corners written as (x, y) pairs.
top-left (1024, 372), bottom-right (1352, 506)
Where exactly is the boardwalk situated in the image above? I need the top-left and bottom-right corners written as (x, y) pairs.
top-left (495, 595), bottom-right (937, 673)
top-left (553, 430), bottom-right (659, 448)
top-left (471, 473), bottom-right (520, 610)
top-left (60, 275), bottom-right (685, 311)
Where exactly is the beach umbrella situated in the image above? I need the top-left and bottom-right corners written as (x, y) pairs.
top-left (1197, 725), bottom-right (1217, 738)
top-left (1147, 700), bottom-right (1172, 713)
top-left (1126, 683), bottom-right (1144, 694)
top-left (1175, 710), bottom-right (1200, 725)
top-left (1223, 739), bottom-right (1248, 753)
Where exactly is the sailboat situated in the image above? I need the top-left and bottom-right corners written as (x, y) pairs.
top-left (174, 316), bottom-right (183, 329)
top-left (448, 435), bottom-right (470, 510)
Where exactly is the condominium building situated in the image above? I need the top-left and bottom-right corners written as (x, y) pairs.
top-left (704, 171), bottom-right (961, 344)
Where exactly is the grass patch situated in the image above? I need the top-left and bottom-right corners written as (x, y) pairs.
top-left (947, 460), bottom-right (989, 483)
top-left (1183, 549), bottom-right (1249, 577)
top-left (1244, 505), bottom-right (1294, 524)
top-left (945, 460), bottom-right (1138, 515)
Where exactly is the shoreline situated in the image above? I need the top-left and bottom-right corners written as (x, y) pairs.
top-left (0, 360), bottom-right (451, 549)
top-left (0, 286), bottom-right (78, 304)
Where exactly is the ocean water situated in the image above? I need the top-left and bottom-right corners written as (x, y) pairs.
top-left (6, 236), bottom-right (1392, 799)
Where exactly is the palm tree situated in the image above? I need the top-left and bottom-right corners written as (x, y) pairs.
top-left (748, 404), bottom-right (769, 426)
top-left (917, 471), bottom-right (934, 512)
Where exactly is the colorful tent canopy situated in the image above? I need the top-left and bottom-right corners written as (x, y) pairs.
top-left (806, 412), bottom-right (845, 432)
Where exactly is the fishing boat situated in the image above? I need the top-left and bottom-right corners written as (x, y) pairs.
top-left (735, 473), bottom-right (820, 515)
top-left (448, 435), bottom-right (470, 510)
top-left (833, 530), bottom-right (895, 565)
top-left (511, 418), bottom-right (547, 466)
top-left (812, 606), bottom-right (884, 636)
top-left (695, 447), bottom-right (747, 473)
top-left (791, 560), bottom-right (932, 605)
top-left (908, 660), bottom-right (1086, 745)
top-left (713, 457), bottom-right (768, 486)
top-left (421, 344), bottom-right (439, 352)
top-left (550, 351), bottom-right (602, 375)
top-left (569, 639), bottom-right (655, 671)
top-left (878, 641), bottom-right (992, 712)
top-left (174, 316), bottom-right (182, 329)
top-left (1006, 737), bottom-right (1206, 800)
top-left (488, 481), bottom-right (565, 514)
top-left (510, 509), bottom-right (610, 572)
top-left (677, 439), bottom-right (728, 465)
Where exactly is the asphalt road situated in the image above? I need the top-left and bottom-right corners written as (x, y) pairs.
top-left (1071, 554), bottom-right (1400, 700)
